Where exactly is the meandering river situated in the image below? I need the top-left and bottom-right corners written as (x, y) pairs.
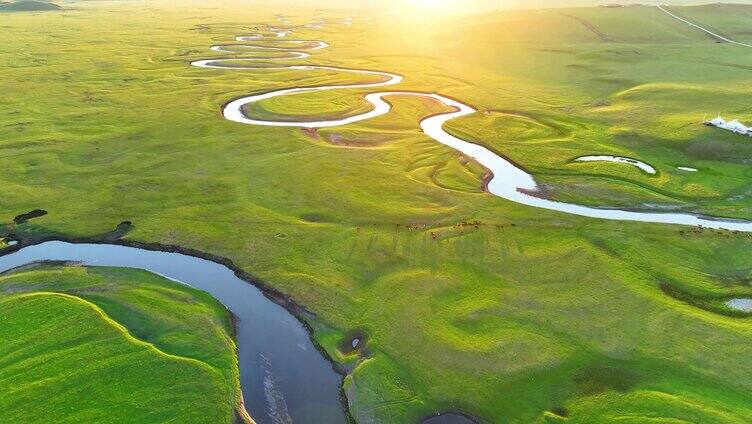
top-left (0, 241), bottom-right (348, 424)
top-left (192, 29), bottom-right (752, 232)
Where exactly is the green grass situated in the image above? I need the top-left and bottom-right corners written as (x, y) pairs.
top-left (244, 89), bottom-right (378, 122)
top-left (2, 1), bottom-right (752, 423)
top-left (664, 3), bottom-right (752, 44)
top-left (0, 265), bottom-right (241, 424)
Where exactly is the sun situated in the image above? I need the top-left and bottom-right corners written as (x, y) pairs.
top-left (412, 0), bottom-right (456, 5)
top-left (401, 0), bottom-right (461, 14)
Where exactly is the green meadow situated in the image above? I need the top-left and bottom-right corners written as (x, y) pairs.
top-left (2, 1), bottom-right (752, 422)
top-left (0, 265), bottom-right (241, 423)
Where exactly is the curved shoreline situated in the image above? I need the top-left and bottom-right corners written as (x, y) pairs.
top-left (193, 32), bottom-right (752, 232)
top-left (0, 236), bottom-right (353, 424)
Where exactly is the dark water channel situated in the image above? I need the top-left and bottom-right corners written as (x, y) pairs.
top-left (0, 241), bottom-right (347, 424)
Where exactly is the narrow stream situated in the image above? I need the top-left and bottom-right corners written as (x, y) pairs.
top-left (192, 28), bottom-right (752, 232)
top-left (0, 241), bottom-right (348, 424)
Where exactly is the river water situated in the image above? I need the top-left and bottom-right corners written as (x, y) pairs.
top-left (0, 241), bottom-right (347, 424)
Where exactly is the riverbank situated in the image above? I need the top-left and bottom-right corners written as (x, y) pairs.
top-left (0, 235), bottom-right (352, 424)
top-left (0, 264), bottom-right (241, 423)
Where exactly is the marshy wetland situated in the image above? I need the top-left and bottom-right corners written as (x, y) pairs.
top-left (4, 1), bottom-right (752, 423)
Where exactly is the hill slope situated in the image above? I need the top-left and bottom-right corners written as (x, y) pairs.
top-left (0, 265), bottom-right (242, 424)
top-left (0, 1), bottom-right (61, 12)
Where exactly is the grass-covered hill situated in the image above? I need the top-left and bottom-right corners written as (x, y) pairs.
top-left (0, 265), bottom-right (243, 424)
top-left (0, 1), bottom-right (61, 12)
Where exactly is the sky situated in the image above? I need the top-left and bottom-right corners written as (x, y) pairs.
top-left (373, 0), bottom-right (752, 14)
top-left (240, 0), bottom-right (752, 17)
top-left (499, 0), bottom-right (752, 7)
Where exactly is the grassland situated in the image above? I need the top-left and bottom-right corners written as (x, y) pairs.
top-left (2, 1), bottom-right (752, 423)
top-left (0, 265), bottom-right (241, 423)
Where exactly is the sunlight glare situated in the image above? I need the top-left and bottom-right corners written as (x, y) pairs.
top-left (400, 0), bottom-right (462, 14)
